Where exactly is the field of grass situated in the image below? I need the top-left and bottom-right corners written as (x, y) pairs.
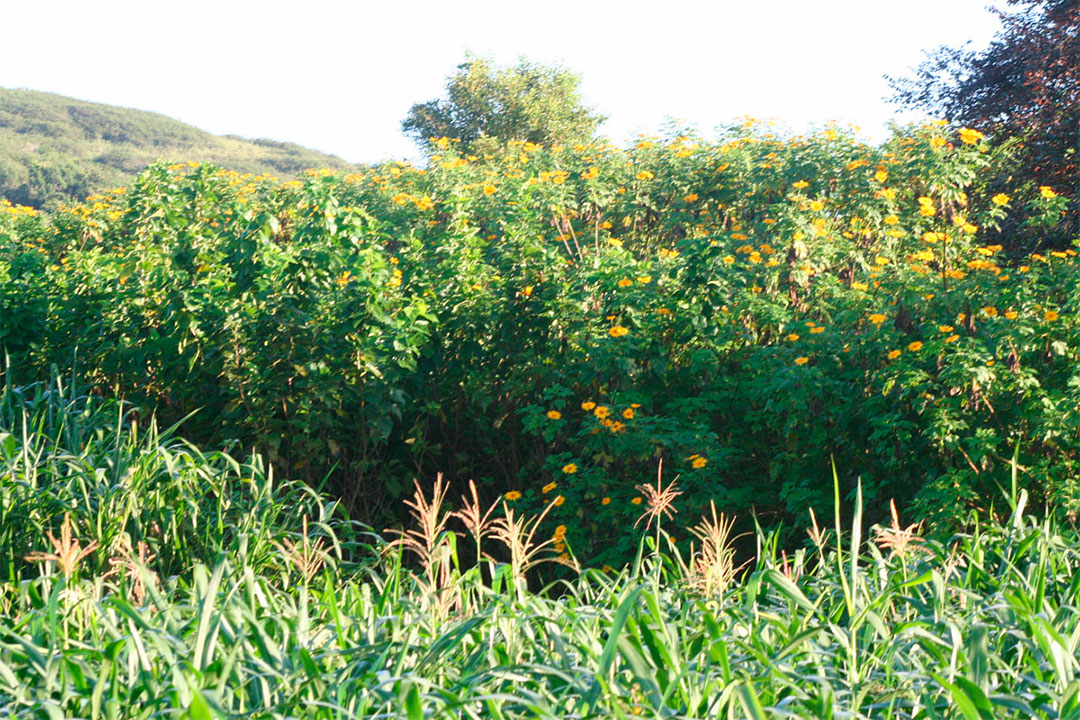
top-left (3, 377), bottom-right (1080, 718)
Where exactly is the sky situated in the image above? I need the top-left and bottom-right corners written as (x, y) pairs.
top-left (0, 0), bottom-right (1006, 164)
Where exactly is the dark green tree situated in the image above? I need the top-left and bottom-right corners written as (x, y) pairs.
top-left (402, 56), bottom-right (606, 154)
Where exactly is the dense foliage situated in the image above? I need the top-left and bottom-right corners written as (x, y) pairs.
top-left (402, 57), bottom-right (605, 155)
top-left (1, 122), bottom-right (1078, 566)
top-left (4, 382), bottom-right (1080, 718)
top-left (0, 88), bottom-right (357, 209)
top-left (888, 0), bottom-right (1079, 246)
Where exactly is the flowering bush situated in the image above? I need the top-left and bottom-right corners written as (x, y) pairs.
top-left (2, 122), bottom-right (1077, 566)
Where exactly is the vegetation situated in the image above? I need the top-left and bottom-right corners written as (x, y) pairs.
top-left (3, 379), bottom-right (1080, 718)
top-left (0, 88), bottom-right (358, 209)
top-left (2, 121), bottom-right (1076, 568)
top-left (402, 56), bottom-right (605, 155)
top-left (888, 0), bottom-right (1079, 246)
top-left (2, 38), bottom-right (1079, 717)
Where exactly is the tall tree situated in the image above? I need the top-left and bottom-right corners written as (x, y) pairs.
top-left (888, 0), bottom-right (1079, 243)
top-left (402, 56), bottom-right (605, 154)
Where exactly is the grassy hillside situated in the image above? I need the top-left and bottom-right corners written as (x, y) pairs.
top-left (0, 87), bottom-right (358, 208)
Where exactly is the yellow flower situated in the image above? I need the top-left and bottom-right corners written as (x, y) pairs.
top-left (594, 406), bottom-right (610, 419)
top-left (552, 495), bottom-right (565, 507)
top-left (636, 275), bottom-right (652, 284)
top-left (609, 325), bottom-right (629, 337)
top-left (792, 181), bottom-right (809, 189)
top-left (723, 255), bottom-right (736, 264)
top-left (992, 193), bottom-right (1010, 206)
top-left (787, 333), bottom-right (800, 342)
top-left (1045, 310), bottom-right (1060, 321)
top-left (684, 193), bottom-right (699, 203)
top-left (562, 463), bottom-right (578, 474)
top-left (945, 334), bottom-right (960, 344)
top-left (810, 326), bottom-right (825, 334)
top-left (622, 408), bottom-right (635, 419)
top-left (636, 170), bottom-right (654, 181)
top-left (884, 215), bottom-right (899, 225)
top-left (546, 410), bottom-right (562, 420)
top-left (869, 313), bottom-right (887, 325)
top-left (1004, 311), bottom-right (1018, 320)
top-left (581, 401), bottom-right (596, 411)
top-left (983, 306), bottom-right (998, 317)
top-left (907, 341), bottom-right (924, 352)
top-left (874, 169), bottom-right (888, 183)
top-left (939, 325), bottom-right (954, 333)
top-left (958, 128), bottom-right (984, 144)
top-left (601, 497), bottom-right (611, 506)
top-left (929, 136), bottom-right (947, 148)
top-left (887, 349), bottom-right (902, 360)
top-left (809, 200), bottom-right (825, 212)
top-left (482, 185), bottom-right (497, 195)
top-left (1040, 186), bottom-right (1057, 199)
top-left (554, 524), bottom-right (567, 537)
top-left (631, 497), bottom-right (643, 505)
top-left (692, 456), bottom-right (708, 469)
top-left (795, 357), bottom-right (810, 366)
top-left (505, 491), bottom-right (522, 501)
top-left (617, 278), bottom-right (633, 288)
top-left (542, 482), bottom-right (557, 494)
top-left (851, 281), bottom-right (868, 291)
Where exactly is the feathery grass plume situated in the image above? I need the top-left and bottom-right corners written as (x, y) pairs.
top-left (453, 479), bottom-right (498, 560)
top-left (687, 501), bottom-right (744, 598)
top-left (806, 506), bottom-right (831, 562)
top-left (103, 534), bottom-right (158, 605)
top-left (274, 515), bottom-right (329, 584)
top-left (873, 498), bottom-right (925, 558)
top-left (489, 498), bottom-right (572, 591)
top-left (25, 513), bottom-right (99, 579)
top-left (386, 475), bottom-right (457, 610)
top-left (634, 461), bottom-right (682, 532)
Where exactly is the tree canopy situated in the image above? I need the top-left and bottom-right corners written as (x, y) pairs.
top-left (401, 56), bottom-right (606, 154)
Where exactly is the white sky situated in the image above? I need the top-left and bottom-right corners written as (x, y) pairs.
top-left (1, 0), bottom-right (1005, 164)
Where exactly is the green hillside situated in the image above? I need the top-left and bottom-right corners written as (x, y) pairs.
top-left (0, 87), bottom-right (358, 208)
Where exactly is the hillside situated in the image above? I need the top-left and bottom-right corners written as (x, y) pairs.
top-left (0, 87), bottom-right (358, 208)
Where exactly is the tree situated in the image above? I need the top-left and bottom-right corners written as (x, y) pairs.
top-left (402, 56), bottom-right (605, 154)
top-left (888, 0), bottom-right (1079, 243)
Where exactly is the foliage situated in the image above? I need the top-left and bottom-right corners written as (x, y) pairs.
top-left (887, 0), bottom-right (1079, 246)
top-left (401, 56), bottom-right (606, 155)
top-left (4, 393), bottom-right (1080, 718)
top-left (0, 88), bottom-right (358, 208)
top-left (1, 122), bottom-right (1079, 567)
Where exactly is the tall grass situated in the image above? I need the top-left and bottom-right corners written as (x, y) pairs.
top-left (3, 378), bottom-right (1080, 718)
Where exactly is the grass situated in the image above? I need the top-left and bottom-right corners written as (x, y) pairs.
top-left (2, 376), bottom-right (1080, 718)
